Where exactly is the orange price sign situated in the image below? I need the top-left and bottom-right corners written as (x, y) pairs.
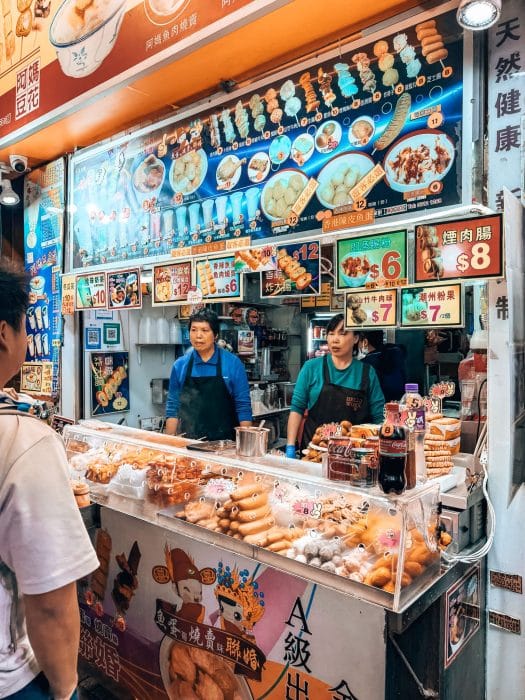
top-left (345, 289), bottom-right (398, 329)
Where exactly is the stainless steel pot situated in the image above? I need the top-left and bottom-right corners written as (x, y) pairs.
top-left (235, 426), bottom-right (270, 457)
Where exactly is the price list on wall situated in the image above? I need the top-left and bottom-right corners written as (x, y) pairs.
top-left (152, 261), bottom-right (193, 305)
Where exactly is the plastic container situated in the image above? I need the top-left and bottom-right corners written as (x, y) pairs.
top-left (399, 383), bottom-right (426, 485)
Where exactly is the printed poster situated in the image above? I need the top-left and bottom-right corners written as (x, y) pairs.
top-left (78, 507), bottom-right (386, 700)
top-left (345, 289), bottom-right (398, 328)
top-left (23, 158), bottom-right (65, 396)
top-left (445, 564), bottom-right (481, 668)
top-left (152, 261), bottom-right (192, 305)
top-left (194, 255), bottom-right (242, 301)
top-left (90, 351), bottom-right (129, 415)
top-left (107, 268), bottom-right (142, 309)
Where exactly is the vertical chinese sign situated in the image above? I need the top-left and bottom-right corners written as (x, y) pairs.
top-left (23, 158), bottom-right (65, 398)
top-left (487, 0), bottom-right (525, 210)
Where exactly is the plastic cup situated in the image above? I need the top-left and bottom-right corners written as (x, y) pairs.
top-left (245, 187), bottom-right (260, 220)
top-left (42, 334), bottom-right (49, 355)
top-left (27, 335), bottom-right (35, 358)
top-left (175, 205), bottom-right (188, 237)
top-left (34, 333), bottom-right (42, 356)
top-left (162, 209), bottom-right (174, 235)
top-left (188, 202), bottom-right (201, 232)
top-left (27, 306), bottom-right (36, 330)
top-left (42, 305), bottom-right (49, 330)
top-left (35, 306), bottom-right (43, 330)
top-left (229, 191), bottom-right (244, 223)
top-left (202, 199), bottom-right (215, 229)
top-left (215, 196), bottom-right (228, 227)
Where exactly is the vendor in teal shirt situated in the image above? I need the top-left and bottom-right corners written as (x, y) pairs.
top-left (286, 314), bottom-right (385, 456)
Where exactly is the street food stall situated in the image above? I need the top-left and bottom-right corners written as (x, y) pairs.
top-left (4, 0), bottom-right (518, 697)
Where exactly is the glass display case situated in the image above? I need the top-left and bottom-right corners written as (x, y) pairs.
top-left (64, 422), bottom-right (441, 612)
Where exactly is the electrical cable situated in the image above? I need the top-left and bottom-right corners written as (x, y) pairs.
top-left (475, 377), bottom-right (487, 442)
top-left (441, 421), bottom-right (495, 565)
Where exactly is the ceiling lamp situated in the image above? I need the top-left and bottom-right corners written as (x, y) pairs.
top-left (0, 178), bottom-right (20, 206)
top-left (457, 0), bottom-right (502, 30)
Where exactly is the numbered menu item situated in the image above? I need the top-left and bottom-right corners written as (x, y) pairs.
top-left (107, 268), bottom-right (142, 309)
top-left (90, 352), bottom-right (129, 415)
top-left (345, 289), bottom-right (397, 328)
top-left (75, 273), bottom-right (107, 310)
top-left (400, 283), bottom-right (463, 327)
top-left (337, 230), bottom-right (407, 290)
top-left (261, 241), bottom-right (320, 297)
top-left (152, 261), bottom-right (192, 305)
top-left (414, 214), bottom-right (503, 283)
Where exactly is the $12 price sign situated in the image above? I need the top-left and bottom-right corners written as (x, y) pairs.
top-left (345, 289), bottom-right (398, 328)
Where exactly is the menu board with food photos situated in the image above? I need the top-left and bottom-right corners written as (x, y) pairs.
top-left (336, 230), bottom-right (407, 291)
top-left (414, 213), bottom-right (503, 283)
top-left (90, 352), bottom-right (130, 415)
top-left (193, 255), bottom-right (243, 302)
top-left (69, 9), bottom-right (465, 271)
top-left (400, 283), bottom-right (463, 328)
top-left (261, 241), bottom-right (321, 298)
top-left (152, 261), bottom-right (193, 305)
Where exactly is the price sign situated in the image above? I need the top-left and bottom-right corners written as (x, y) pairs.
top-left (336, 230), bottom-right (407, 291)
top-left (152, 261), bottom-right (193, 305)
top-left (194, 255), bottom-right (242, 301)
top-left (61, 274), bottom-right (76, 315)
top-left (75, 273), bottom-right (107, 310)
top-left (345, 289), bottom-right (397, 328)
top-left (400, 283), bottom-right (463, 328)
top-left (414, 214), bottom-right (503, 283)
top-left (261, 241), bottom-right (321, 298)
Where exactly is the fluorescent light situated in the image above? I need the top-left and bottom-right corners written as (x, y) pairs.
top-left (0, 179), bottom-right (20, 206)
top-left (457, 0), bottom-right (502, 30)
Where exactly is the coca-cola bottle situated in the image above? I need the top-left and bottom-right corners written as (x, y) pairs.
top-left (378, 403), bottom-right (407, 495)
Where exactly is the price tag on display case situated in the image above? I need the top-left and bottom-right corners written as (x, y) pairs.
top-left (336, 231), bottom-right (407, 291)
top-left (75, 273), bottom-right (107, 310)
top-left (152, 261), bottom-right (193, 305)
top-left (400, 283), bottom-right (463, 328)
top-left (414, 214), bottom-right (503, 283)
top-left (345, 289), bottom-right (398, 328)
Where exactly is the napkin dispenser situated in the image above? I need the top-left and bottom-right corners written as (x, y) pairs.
top-left (150, 378), bottom-right (169, 405)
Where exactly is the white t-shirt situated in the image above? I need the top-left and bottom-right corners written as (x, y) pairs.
top-left (0, 414), bottom-right (99, 697)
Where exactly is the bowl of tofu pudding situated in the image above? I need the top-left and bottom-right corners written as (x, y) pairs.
top-left (49, 0), bottom-right (128, 77)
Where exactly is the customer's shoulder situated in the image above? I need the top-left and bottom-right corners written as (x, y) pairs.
top-left (0, 415), bottom-right (62, 466)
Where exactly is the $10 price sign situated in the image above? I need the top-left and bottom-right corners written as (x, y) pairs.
top-left (345, 289), bottom-right (397, 329)
top-left (75, 272), bottom-right (107, 310)
top-left (336, 230), bottom-right (407, 291)
top-left (414, 214), bottom-right (503, 283)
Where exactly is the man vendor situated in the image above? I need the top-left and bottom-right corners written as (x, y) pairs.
top-left (286, 314), bottom-right (385, 457)
top-left (165, 308), bottom-right (252, 440)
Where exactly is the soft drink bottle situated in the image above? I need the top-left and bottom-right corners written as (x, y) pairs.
top-left (379, 403), bottom-right (407, 495)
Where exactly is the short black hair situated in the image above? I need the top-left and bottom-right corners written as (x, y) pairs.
top-left (363, 330), bottom-right (384, 349)
top-left (0, 260), bottom-right (29, 330)
top-left (326, 313), bottom-right (345, 333)
top-left (189, 307), bottom-right (220, 336)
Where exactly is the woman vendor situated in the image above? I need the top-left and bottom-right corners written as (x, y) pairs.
top-left (285, 314), bottom-right (385, 457)
top-left (165, 308), bottom-right (252, 440)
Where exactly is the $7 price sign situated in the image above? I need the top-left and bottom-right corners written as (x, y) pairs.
top-left (345, 290), bottom-right (397, 328)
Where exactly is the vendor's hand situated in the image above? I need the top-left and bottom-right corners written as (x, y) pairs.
top-left (285, 445), bottom-right (296, 459)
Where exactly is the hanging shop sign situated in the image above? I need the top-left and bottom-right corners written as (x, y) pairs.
top-left (345, 289), bottom-right (398, 328)
top-left (90, 351), bottom-right (129, 415)
top-left (152, 260), bottom-right (193, 305)
top-left (107, 268), bottom-right (142, 309)
top-left (193, 255), bottom-right (242, 302)
top-left (336, 229), bottom-right (407, 292)
top-left (400, 282), bottom-right (463, 328)
top-left (414, 214), bottom-right (503, 283)
top-left (23, 158), bottom-right (66, 397)
top-left (78, 507), bottom-right (386, 700)
top-left (0, 1), bottom-right (283, 144)
top-left (261, 241), bottom-right (321, 298)
top-left (75, 272), bottom-right (107, 310)
top-left (68, 8), bottom-right (465, 272)
top-left (301, 281), bottom-right (333, 309)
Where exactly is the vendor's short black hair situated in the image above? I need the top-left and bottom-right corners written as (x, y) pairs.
top-left (0, 260), bottom-right (29, 330)
top-left (363, 330), bottom-right (385, 348)
top-left (326, 313), bottom-right (345, 333)
top-left (189, 307), bottom-right (220, 336)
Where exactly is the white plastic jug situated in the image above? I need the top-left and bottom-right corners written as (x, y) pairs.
top-left (170, 317), bottom-right (182, 344)
top-left (138, 315), bottom-right (154, 344)
top-left (156, 315), bottom-right (170, 344)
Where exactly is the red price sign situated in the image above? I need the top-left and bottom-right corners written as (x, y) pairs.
top-left (336, 230), bottom-right (407, 291)
top-left (345, 289), bottom-right (397, 329)
top-left (400, 283), bottom-right (463, 328)
top-left (152, 262), bottom-right (193, 305)
top-left (75, 273), bottom-right (107, 310)
top-left (414, 214), bottom-right (503, 283)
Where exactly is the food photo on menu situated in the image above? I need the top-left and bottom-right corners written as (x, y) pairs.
top-left (108, 269), bottom-right (142, 309)
top-left (69, 10), bottom-right (463, 268)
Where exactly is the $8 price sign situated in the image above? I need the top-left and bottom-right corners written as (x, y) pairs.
top-left (456, 244), bottom-right (491, 273)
